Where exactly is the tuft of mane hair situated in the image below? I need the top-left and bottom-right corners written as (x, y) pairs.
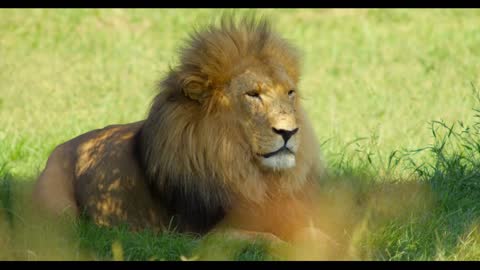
top-left (159, 15), bottom-right (302, 104)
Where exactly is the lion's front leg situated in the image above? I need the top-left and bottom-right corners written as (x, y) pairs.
top-left (203, 227), bottom-right (341, 260)
top-left (288, 226), bottom-right (344, 260)
top-left (191, 228), bottom-right (289, 260)
top-left (292, 225), bottom-right (339, 246)
top-left (218, 228), bottom-right (288, 246)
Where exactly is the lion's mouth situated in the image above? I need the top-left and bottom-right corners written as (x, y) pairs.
top-left (259, 146), bottom-right (294, 159)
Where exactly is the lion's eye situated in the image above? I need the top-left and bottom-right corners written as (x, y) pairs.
top-left (246, 91), bottom-right (261, 99)
top-left (288, 89), bottom-right (296, 97)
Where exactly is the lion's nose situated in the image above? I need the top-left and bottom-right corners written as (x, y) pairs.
top-left (272, 127), bottom-right (299, 143)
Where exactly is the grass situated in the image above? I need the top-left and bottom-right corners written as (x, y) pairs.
top-left (1, 8), bottom-right (480, 260)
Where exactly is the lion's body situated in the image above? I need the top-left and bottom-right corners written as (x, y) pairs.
top-left (33, 16), bottom-right (327, 241)
top-left (33, 122), bottom-right (168, 231)
top-left (34, 120), bottom-right (321, 238)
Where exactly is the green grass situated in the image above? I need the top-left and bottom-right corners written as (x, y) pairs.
top-left (1, 8), bottom-right (480, 260)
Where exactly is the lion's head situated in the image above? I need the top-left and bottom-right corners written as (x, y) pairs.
top-left (224, 63), bottom-right (301, 170)
top-left (139, 16), bottom-right (321, 232)
top-left (161, 16), bottom-right (306, 171)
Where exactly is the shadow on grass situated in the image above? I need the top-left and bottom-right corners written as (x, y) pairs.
top-left (2, 113), bottom-right (480, 260)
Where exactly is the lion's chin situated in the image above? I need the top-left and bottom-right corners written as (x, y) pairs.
top-left (260, 152), bottom-right (296, 170)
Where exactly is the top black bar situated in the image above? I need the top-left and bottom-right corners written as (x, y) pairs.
top-left (1, 1), bottom-right (479, 8)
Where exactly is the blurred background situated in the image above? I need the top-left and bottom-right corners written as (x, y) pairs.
top-left (1, 9), bottom-right (479, 178)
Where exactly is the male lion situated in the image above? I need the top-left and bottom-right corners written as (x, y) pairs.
top-left (33, 16), bottom-right (332, 248)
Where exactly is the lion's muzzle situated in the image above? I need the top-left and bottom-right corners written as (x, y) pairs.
top-left (258, 127), bottom-right (300, 170)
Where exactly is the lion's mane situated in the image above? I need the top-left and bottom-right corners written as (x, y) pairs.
top-left (138, 16), bottom-right (321, 233)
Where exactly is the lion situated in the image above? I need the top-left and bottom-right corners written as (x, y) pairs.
top-left (33, 16), bottom-right (335, 251)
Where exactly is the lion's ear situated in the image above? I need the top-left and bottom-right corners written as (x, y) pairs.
top-left (181, 75), bottom-right (212, 102)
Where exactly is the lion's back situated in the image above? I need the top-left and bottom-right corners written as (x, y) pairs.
top-left (70, 121), bottom-right (166, 230)
top-left (35, 121), bottom-right (167, 231)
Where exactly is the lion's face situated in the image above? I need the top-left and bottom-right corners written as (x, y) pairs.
top-left (227, 66), bottom-right (301, 171)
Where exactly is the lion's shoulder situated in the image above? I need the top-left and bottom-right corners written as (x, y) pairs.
top-left (73, 121), bottom-right (145, 177)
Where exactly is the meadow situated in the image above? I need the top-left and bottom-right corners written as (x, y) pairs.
top-left (1, 8), bottom-right (480, 260)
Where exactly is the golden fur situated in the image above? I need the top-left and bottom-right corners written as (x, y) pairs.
top-left (33, 16), bottom-right (325, 241)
